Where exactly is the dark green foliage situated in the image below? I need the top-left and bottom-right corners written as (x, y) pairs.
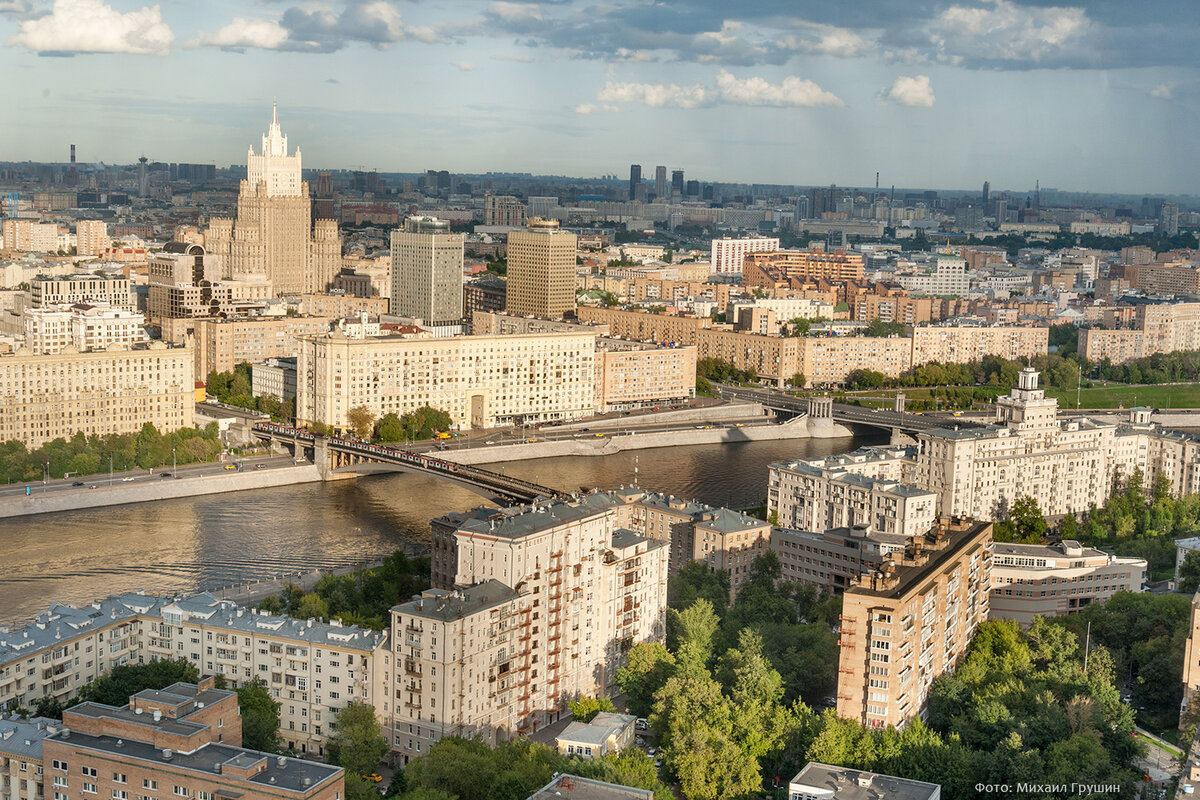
top-left (268, 551), bottom-right (430, 630)
top-left (78, 659), bottom-right (199, 708)
top-left (569, 695), bottom-right (615, 722)
top-left (206, 363), bottom-right (290, 421)
top-left (374, 407), bottom-right (453, 443)
top-left (236, 677), bottom-right (281, 753)
top-left (862, 320), bottom-right (907, 338)
top-left (1180, 550), bottom-right (1200, 594)
top-left (696, 357), bottom-right (756, 384)
top-left (0, 423), bottom-right (221, 484)
top-left (327, 702), bottom-right (388, 777)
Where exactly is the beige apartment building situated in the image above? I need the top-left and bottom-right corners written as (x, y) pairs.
top-left (771, 524), bottom-right (921, 592)
top-left (40, 680), bottom-right (343, 800)
top-left (0, 341), bottom-right (193, 448)
top-left (836, 519), bottom-right (992, 729)
top-left (910, 323), bottom-right (1048, 367)
top-left (576, 306), bottom-right (710, 345)
top-left (148, 244), bottom-right (274, 326)
top-left (1182, 594), bottom-right (1200, 709)
top-left (1, 220), bottom-right (59, 253)
top-left (296, 329), bottom-right (595, 431)
top-left (593, 340), bottom-right (696, 412)
top-left (192, 316), bottom-right (334, 379)
top-left (0, 592), bottom-right (389, 760)
top-left (30, 275), bottom-right (134, 311)
top-left (741, 248), bottom-right (865, 288)
top-left (767, 456), bottom-right (938, 539)
top-left (506, 220), bottom-right (578, 319)
top-left (796, 335), bottom-right (912, 387)
top-left (1079, 302), bottom-right (1200, 364)
top-left (483, 194), bottom-right (526, 227)
top-left (0, 716), bottom-right (55, 800)
top-left (390, 494), bottom-right (669, 761)
top-left (989, 540), bottom-right (1146, 625)
top-left (75, 220), bottom-right (110, 257)
top-left (294, 293), bottom-right (388, 319)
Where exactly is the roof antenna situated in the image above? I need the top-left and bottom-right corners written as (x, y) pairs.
top-left (272, 99), bottom-right (278, 126)
top-left (633, 454), bottom-right (639, 488)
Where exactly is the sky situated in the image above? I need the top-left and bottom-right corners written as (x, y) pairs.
top-left (1, 0), bottom-right (1198, 195)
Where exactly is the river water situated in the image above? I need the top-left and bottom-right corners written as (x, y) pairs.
top-left (0, 435), bottom-right (880, 625)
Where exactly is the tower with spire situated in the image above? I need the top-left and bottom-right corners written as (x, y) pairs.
top-left (203, 102), bottom-right (327, 295)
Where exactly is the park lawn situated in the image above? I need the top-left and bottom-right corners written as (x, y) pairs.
top-left (1045, 383), bottom-right (1200, 409)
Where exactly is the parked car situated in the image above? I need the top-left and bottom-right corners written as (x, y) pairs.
top-left (160, 473), bottom-right (172, 478)
top-left (72, 481), bottom-right (85, 486)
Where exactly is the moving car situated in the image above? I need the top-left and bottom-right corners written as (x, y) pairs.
top-left (72, 481), bottom-right (85, 486)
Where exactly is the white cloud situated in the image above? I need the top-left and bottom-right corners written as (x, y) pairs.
top-left (197, 17), bottom-right (289, 50)
top-left (779, 25), bottom-right (866, 58)
top-left (881, 74), bottom-right (935, 107)
top-left (715, 69), bottom-right (843, 107)
top-left (486, 2), bottom-right (542, 23)
top-left (597, 80), bottom-right (710, 109)
top-left (454, 60), bottom-right (477, 71)
top-left (1150, 84), bottom-right (1172, 99)
top-left (10, 0), bottom-right (173, 55)
top-left (932, 0), bottom-right (1088, 63)
top-left (574, 103), bottom-right (597, 115)
top-left (491, 53), bottom-right (534, 62)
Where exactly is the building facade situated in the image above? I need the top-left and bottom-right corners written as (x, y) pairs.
top-left (709, 237), bottom-right (779, 274)
top-left (836, 519), bottom-right (992, 729)
top-left (506, 220), bottom-right (577, 319)
top-left (23, 304), bottom-right (148, 355)
top-left (910, 323), bottom-right (1048, 367)
top-left (390, 217), bottom-right (464, 327)
top-left (31, 275), bottom-right (134, 311)
top-left (593, 340), bottom-right (696, 412)
top-left (0, 342), bottom-right (193, 448)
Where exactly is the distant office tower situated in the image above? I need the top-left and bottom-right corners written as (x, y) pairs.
top-left (796, 195), bottom-right (810, 220)
top-left (671, 169), bottom-right (684, 197)
top-left (655, 165), bottom-right (667, 199)
top-left (229, 103), bottom-right (312, 294)
top-left (1160, 203), bottom-right (1180, 236)
top-left (629, 164), bottom-right (641, 200)
top-left (484, 193), bottom-right (526, 227)
top-left (685, 179), bottom-right (699, 197)
top-left (312, 170), bottom-right (335, 221)
top-left (390, 216), bottom-right (464, 326)
top-left (506, 218), bottom-right (578, 319)
top-left (981, 180), bottom-right (990, 204)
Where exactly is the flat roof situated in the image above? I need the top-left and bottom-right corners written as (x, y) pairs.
top-left (790, 762), bottom-right (939, 800)
top-left (527, 775), bottom-right (653, 800)
top-left (846, 520), bottom-right (991, 600)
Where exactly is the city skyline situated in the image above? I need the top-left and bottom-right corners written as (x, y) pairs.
top-left (1, 0), bottom-right (1197, 195)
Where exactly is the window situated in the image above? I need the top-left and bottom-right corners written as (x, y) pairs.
top-left (82, 784), bottom-right (97, 795)
top-left (199, 792), bottom-right (213, 800)
top-left (143, 781), bottom-right (158, 790)
top-left (113, 791), bottom-right (128, 799)
top-left (114, 774), bottom-right (128, 784)
top-left (53, 777), bottom-right (68, 788)
top-left (81, 767), bottom-right (98, 778)
top-left (52, 760), bottom-right (68, 772)
top-left (173, 787), bottom-right (188, 797)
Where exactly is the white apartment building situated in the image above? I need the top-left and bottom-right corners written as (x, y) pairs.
top-left (910, 322), bottom-right (1048, 366)
top-left (23, 304), bottom-right (148, 355)
top-left (767, 458), bottom-right (937, 539)
top-left (296, 329), bottom-right (596, 431)
top-left (894, 255), bottom-right (970, 296)
top-left (389, 494), bottom-right (669, 762)
top-left (1, 220), bottom-right (59, 253)
top-left (989, 541), bottom-right (1146, 625)
top-left (709, 236), bottom-right (779, 275)
top-left (30, 275), bottom-right (134, 311)
top-left (0, 592), bottom-right (389, 760)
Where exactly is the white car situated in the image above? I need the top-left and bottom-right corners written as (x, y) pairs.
top-left (635, 718), bottom-right (648, 730)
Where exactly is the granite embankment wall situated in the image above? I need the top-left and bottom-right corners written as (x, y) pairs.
top-left (0, 465), bottom-right (322, 519)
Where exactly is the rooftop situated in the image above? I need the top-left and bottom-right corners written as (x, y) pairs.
top-left (847, 519), bottom-right (992, 600)
top-left (0, 716), bottom-right (59, 759)
top-left (526, 774), bottom-right (653, 800)
top-left (396, 581), bottom-right (518, 622)
top-left (789, 762), bottom-right (940, 800)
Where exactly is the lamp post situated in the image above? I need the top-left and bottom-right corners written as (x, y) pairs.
top-left (43, 461), bottom-right (49, 494)
top-left (172, 446), bottom-right (176, 475)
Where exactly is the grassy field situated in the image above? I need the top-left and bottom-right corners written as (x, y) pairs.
top-left (1044, 384), bottom-right (1200, 409)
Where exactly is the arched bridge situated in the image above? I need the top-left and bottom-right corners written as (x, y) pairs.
top-left (714, 384), bottom-right (985, 435)
top-left (253, 422), bottom-right (559, 505)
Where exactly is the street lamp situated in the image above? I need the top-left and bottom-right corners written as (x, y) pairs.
top-left (43, 461), bottom-right (49, 494)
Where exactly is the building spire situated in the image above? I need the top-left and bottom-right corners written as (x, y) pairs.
top-left (272, 98), bottom-right (278, 127)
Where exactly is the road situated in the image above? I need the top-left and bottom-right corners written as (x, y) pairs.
top-left (0, 453), bottom-right (299, 500)
top-left (1134, 727), bottom-right (1182, 788)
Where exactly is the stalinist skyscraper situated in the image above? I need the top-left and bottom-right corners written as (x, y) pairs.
top-left (206, 103), bottom-right (339, 295)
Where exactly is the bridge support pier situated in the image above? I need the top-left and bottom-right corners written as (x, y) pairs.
top-left (314, 438), bottom-right (332, 481)
top-left (890, 427), bottom-right (916, 446)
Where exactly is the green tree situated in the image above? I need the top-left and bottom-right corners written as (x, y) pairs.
top-left (1180, 550), bottom-right (1200, 594)
top-left (376, 413), bottom-right (405, 443)
top-left (78, 659), bottom-right (199, 707)
top-left (668, 598), bottom-right (720, 668)
top-left (570, 695), bottom-right (616, 722)
top-left (296, 593), bottom-right (330, 620)
top-left (236, 677), bottom-right (280, 753)
top-left (616, 642), bottom-right (676, 717)
top-left (327, 702), bottom-right (388, 777)
top-left (1007, 496), bottom-right (1048, 543)
top-left (347, 406), bottom-right (376, 440)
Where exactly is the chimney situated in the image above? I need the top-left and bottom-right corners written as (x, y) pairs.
top-left (153, 710), bottom-right (162, 722)
top-left (162, 749), bottom-right (173, 761)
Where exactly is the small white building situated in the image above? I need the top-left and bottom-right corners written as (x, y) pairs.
top-left (555, 712), bottom-right (637, 760)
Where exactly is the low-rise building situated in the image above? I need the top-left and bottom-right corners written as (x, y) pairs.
top-left (988, 540), bottom-right (1146, 625)
top-left (527, 774), bottom-right (653, 800)
top-left (0, 715), bottom-right (57, 800)
top-left (23, 303), bottom-right (148, 355)
top-left (192, 316), bottom-right (335, 378)
top-left (251, 357), bottom-right (297, 403)
top-left (771, 524), bottom-right (912, 592)
top-left (910, 322), bottom-right (1048, 367)
top-left (836, 518), bottom-right (992, 729)
top-left (555, 712), bottom-right (637, 760)
top-left (788, 763), bottom-right (941, 800)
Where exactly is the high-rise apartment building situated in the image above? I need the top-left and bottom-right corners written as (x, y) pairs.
top-left (506, 219), bottom-right (577, 319)
top-left (310, 219), bottom-right (342, 294)
top-left (192, 315), bottom-right (335, 378)
top-left (835, 518), bottom-right (992, 729)
top-left (1159, 203), bottom-right (1180, 236)
top-left (1, 220), bottom-right (59, 253)
top-left (389, 494), bottom-right (669, 761)
top-left (75, 220), bottom-right (110, 257)
top-left (740, 247), bottom-right (863, 286)
top-left (390, 217), bottom-right (464, 326)
top-left (654, 166), bottom-right (667, 199)
top-left (670, 170), bottom-right (684, 198)
top-left (628, 165), bottom-right (641, 200)
top-left (710, 237), bottom-right (780, 274)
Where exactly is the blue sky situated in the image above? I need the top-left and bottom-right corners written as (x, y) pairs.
top-left (1, 0), bottom-right (1197, 194)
